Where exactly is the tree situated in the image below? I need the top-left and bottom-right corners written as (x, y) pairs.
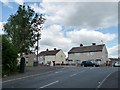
top-left (2, 35), bottom-right (18, 76)
top-left (4, 4), bottom-right (45, 56)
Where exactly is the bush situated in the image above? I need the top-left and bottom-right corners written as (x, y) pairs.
top-left (2, 35), bottom-right (18, 76)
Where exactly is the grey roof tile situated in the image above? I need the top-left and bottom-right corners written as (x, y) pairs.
top-left (38, 49), bottom-right (60, 56)
top-left (68, 44), bottom-right (105, 54)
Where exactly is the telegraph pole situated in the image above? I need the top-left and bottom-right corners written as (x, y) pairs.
top-left (36, 32), bottom-right (41, 66)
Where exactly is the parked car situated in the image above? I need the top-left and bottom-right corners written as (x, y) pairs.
top-left (81, 61), bottom-right (95, 67)
top-left (94, 59), bottom-right (102, 67)
top-left (113, 61), bottom-right (120, 67)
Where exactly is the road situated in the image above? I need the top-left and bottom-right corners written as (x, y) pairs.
top-left (2, 67), bottom-right (119, 89)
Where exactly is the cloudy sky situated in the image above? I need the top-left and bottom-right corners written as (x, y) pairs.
top-left (0, 0), bottom-right (119, 58)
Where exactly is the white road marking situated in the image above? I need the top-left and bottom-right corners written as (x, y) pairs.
top-left (2, 70), bottom-right (55, 83)
top-left (80, 70), bottom-right (85, 73)
top-left (70, 73), bottom-right (77, 77)
top-left (97, 72), bottom-right (112, 88)
top-left (90, 67), bottom-right (96, 69)
top-left (62, 68), bottom-right (65, 69)
top-left (55, 71), bottom-right (62, 74)
top-left (39, 80), bottom-right (59, 88)
top-left (70, 70), bottom-right (85, 77)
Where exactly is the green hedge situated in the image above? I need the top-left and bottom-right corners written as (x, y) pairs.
top-left (2, 35), bottom-right (18, 77)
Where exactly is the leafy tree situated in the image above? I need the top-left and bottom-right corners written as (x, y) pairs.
top-left (4, 4), bottom-right (45, 56)
top-left (2, 35), bottom-right (18, 76)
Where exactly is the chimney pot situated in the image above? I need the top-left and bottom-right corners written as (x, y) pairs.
top-left (54, 48), bottom-right (56, 50)
top-left (46, 49), bottom-right (49, 51)
top-left (92, 43), bottom-right (96, 45)
top-left (80, 44), bottom-right (83, 47)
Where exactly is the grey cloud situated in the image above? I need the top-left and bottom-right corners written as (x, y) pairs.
top-left (44, 2), bottom-right (117, 29)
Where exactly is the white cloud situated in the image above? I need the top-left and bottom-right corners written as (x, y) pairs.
top-left (0, 0), bottom-right (9, 3)
top-left (66, 29), bottom-right (117, 45)
top-left (14, 0), bottom-right (24, 5)
top-left (30, 3), bottom-right (45, 14)
top-left (42, 0), bottom-right (119, 2)
top-left (0, 0), bottom-right (24, 5)
top-left (40, 24), bottom-right (71, 51)
top-left (31, 2), bottom-right (118, 29)
top-left (108, 45), bottom-right (119, 58)
top-left (0, 22), bottom-right (6, 34)
top-left (0, 22), bottom-right (3, 30)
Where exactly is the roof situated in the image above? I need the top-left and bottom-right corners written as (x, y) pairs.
top-left (68, 44), bottom-right (105, 54)
top-left (38, 49), bottom-right (61, 56)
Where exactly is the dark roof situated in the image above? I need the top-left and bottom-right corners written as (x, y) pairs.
top-left (38, 49), bottom-right (61, 56)
top-left (68, 44), bottom-right (105, 54)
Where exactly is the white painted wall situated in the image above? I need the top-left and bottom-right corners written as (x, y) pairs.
top-left (38, 56), bottom-right (45, 64)
top-left (38, 50), bottom-right (66, 65)
top-left (101, 46), bottom-right (108, 63)
top-left (45, 55), bottom-right (55, 64)
top-left (23, 54), bottom-right (37, 66)
top-left (68, 48), bottom-right (107, 65)
top-left (69, 52), bottom-right (102, 61)
top-left (55, 50), bottom-right (66, 64)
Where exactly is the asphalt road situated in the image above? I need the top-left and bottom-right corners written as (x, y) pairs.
top-left (2, 67), bottom-right (119, 89)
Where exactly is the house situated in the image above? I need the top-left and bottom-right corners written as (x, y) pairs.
top-left (38, 48), bottom-right (66, 66)
top-left (23, 54), bottom-right (37, 66)
top-left (68, 43), bottom-right (108, 65)
top-left (17, 53), bottom-right (37, 66)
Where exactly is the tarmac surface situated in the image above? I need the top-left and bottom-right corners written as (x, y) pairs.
top-left (2, 66), bottom-right (120, 89)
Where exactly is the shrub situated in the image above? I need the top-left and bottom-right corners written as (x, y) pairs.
top-left (2, 35), bottom-right (18, 76)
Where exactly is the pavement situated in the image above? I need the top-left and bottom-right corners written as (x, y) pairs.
top-left (2, 66), bottom-right (120, 89)
top-left (2, 66), bottom-right (63, 82)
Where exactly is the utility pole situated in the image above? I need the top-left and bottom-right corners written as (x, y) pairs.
top-left (36, 32), bottom-right (41, 66)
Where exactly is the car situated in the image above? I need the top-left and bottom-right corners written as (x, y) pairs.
top-left (81, 61), bottom-right (95, 67)
top-left (113, 61), bottom-right (120, 67)
top-left (94, 59), bottom-right (102, 67)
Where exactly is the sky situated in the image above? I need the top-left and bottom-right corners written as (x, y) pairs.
top-left (0, 0), bottom-right (119, 58)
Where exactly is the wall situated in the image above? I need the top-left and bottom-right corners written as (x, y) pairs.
top-left (45, 55), bottom-right (55, 64)
top-left (102, 46), bottom-right (108, 64)
top-left (24, 54), bottom-right (37, 66)
top-left (38, 56), bottom-right (45, 64)
top-left (68, 51), bottom-right (103, 64)
top-left (56, 50), bottom-right (66, 64)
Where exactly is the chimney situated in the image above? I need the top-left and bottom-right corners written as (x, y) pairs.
top-left (54, 48), bottom-right (56, 50)
top-left (46, 49), bottom-right (49, 51)
top-left (92, 43), bottom-right (96, 45)
top-left (80, 44), bottom-right (83, 47)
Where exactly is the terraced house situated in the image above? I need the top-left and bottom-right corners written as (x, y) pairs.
top-left (68, 43), bottom-right (108, 65)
